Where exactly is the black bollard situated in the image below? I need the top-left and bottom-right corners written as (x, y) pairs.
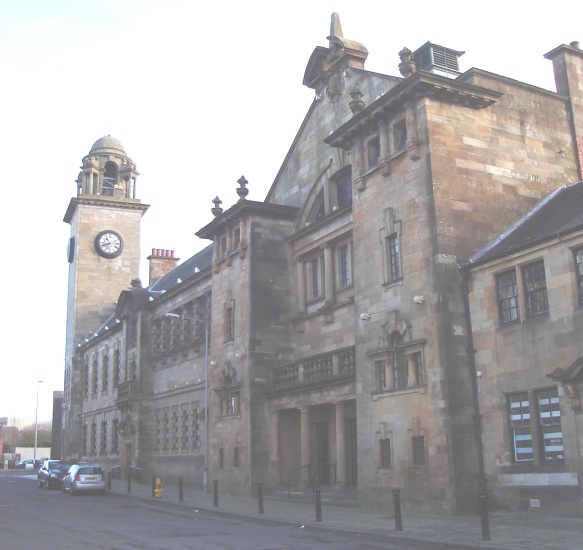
top-left (152, 475), bottom-right (156, 498)
top-left (393, 489), bottom-right (403, 531)
top-left (213, 480), bottom-right (219, 507)
top-left (127, 471), bottom-right (131, 494)
top-left (478, 492), bottom-right (491, 541)
top-left (178, 477), bottom-right (184, 502)
top-left (315, 487), bottom-right (323, 522)
top-left (258, 483), bottom-right (264, 514)
top-left (107, 469), bottom-right (111, 491)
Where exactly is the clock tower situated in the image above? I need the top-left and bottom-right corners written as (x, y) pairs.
top-left (62, 136), bottom-right (149, 458)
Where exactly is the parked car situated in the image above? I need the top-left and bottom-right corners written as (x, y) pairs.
top-left (37, 460), bottom-right (71, 489)
top-left (61, 464), bottom-right (106, 495)
top-left (14, 458), bottom-right (42, 470)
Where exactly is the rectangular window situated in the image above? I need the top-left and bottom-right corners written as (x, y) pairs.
top-left (102, 353), bottom-right (109, 394)
top-left (219, 448), bottom-right (224, 469)
top-left (84, 362), bottom-right (89, 398)
top-left (100, 421), bottom-right (107, 456)
top-left (523, 261), bottom-right (548, 317)
top-left (393, 119), bottom-right (407, 152)
top-left (308, 257), bottom-right (323, 299)
top-left (92, 357), bottom-right (98, 397)
top-left (388, 234), bottom-right (400, 280)
top-left (367, 136), bottom-right (380, 170)
top-left (575, 248), bottom-right (583, 305)
top-left (224, 299), bottom-right (235, 342)
top-left (336, 171), bottom-right (352, 208)
top-left (90, 422), bottom-right (97, 456)
top-left (537, 388), bottom-right (564, 462)
top-left (227, 389), bottom-right (240, 415)
top-left (181, 409), bottom-right (189, 450)
top-left (234, 228), bottom-right (241, 248)
top-left (393, 352), bottom-right (408, 389)
top-left (375, 360), bottom-right (387, 391)
top-left (234, 446), bottom-right (240, 468)
top-left (112, 419), bottom-right (119, 454)
top-left (497, 270), bottom-right (520, 324)
top-left (380, 438), bottom-right (391, 468)
top-left (411, 352), bottom-right (423, 386)
top-left (220, 236), bottom-right (227, 256)
top-left (508, 392), bottom-right (533, 462)
top-left (412, 436), bottom-right (425, 467)
top-left (113, 349), bottom-right (120, 388)
top-left (338, 244), bottom-right (352, 288)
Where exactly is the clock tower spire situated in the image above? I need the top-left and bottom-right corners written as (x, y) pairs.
top-left (62, 136), bottom-right (149, 459)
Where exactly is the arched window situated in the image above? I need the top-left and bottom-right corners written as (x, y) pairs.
top-left (103, 161), bottom-right (118, 196)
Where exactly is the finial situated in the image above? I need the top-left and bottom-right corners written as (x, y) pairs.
top-left (398, 47), bottom-right (416, 78)
top-left (329, 12), bottom-right (343, 38)
top-left (211, 196), bottom-right (223, 217)
top-left (349, 86), bottom-right (365, 114)
top-left (236, 176), bottom-right (249, 200)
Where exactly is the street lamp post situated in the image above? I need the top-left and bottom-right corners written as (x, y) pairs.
top-left (165, 313), bottom-right (209, 493)
top-left (34, 380), bottom-right (43, 460)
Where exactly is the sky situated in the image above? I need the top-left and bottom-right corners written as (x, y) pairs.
top-left (0, 0), bottom-right (580, 425)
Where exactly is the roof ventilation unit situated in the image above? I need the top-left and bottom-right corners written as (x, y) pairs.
top-left (414, 42), bottom-right (465, 78)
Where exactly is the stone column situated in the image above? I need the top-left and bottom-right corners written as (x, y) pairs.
top-left (269, 411), bottom-right (281, 485)
top-left (335, 401), bottom-right (346, 486)
top-left (300, 407), bottom-right (310, 486)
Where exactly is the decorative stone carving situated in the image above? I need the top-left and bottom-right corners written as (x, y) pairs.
top-left (398, 47), bottom-right (416, 78)
top-left (211, 196), bottom-right (223, 217)
top-left (349, 86), bottom-right (365, 114)
top-left (236, 176), bottom-right (249, 200)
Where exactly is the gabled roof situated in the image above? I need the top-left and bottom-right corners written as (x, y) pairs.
top-left (149, 243), bottom-right (214, 292)
top-left (468, 181), bottom-right (583, 267)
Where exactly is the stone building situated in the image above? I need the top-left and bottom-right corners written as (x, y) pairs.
top-left (61, 14), bottom-right (583, 513)
top-left (463, 181), bottom-right (583, 514)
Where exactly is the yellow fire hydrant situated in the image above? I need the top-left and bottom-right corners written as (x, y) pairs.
top-left (154, 477), bottom-right (163, 498)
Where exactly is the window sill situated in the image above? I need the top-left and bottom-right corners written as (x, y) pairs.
top-left (372, 385), bottom-right (426, 400)
top-left (382, 277), bottom-right (403, 290)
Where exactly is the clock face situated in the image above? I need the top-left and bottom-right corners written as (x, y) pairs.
top-left (94, 230), bottom-right (123, 258)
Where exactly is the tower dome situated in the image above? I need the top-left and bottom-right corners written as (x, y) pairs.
top-left (89, 135), bottom-right (126, 156)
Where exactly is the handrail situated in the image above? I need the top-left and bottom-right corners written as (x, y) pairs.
top-left (287, 463), bottom-right (311, 499)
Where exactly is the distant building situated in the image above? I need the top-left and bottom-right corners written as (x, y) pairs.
top-left (61, 14), bottom-right (583, 514)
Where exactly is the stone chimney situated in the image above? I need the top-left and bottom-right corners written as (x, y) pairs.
top-left (148, 249), bottom-right (179, 287)
top-left (545, 41), bottom-right (583, 180)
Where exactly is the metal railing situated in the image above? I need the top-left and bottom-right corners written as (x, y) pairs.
top-left (286, 463), bottom-right (312, 499)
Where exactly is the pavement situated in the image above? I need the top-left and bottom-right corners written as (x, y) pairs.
top-left (105, 477), bottom-right (583, 550)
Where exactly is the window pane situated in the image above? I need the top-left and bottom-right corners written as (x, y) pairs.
top-left (367, 137), bottom-right (380, 169)
top-left (537, 388), bottom-right (564, 462)
top-left (336, 172), bottom-right (352, 208)
top-left (388, 234), bottom-right (400, 280)
top-left (412, 436), bottom-right (425, 466)
top-left (497, 271), bottom-right (520, 324)
top-left (339, 244), bottom-right (351, 287)
top-left (380, 438), bottom-right (391, 468)
top-left (375, 360), bottom-right (386, 391)
top-left (523, 261), bottom-right (548, 317)
top-left (508, 392), bottom-right (533, 462)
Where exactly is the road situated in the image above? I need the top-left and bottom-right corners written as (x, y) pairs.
top-left (1, 472), bottom-right (462, 549)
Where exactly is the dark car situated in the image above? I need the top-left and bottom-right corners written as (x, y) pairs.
top-left (37, 460), bottom-right (71, 489)
top-left (61, 464), bottom-right (106, 495)
top-left (14, 458), bottom-right (42, 470)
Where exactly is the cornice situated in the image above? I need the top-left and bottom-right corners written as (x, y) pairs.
top-left (325, 71), bottom-right (502, 149)
top-left (196, 200), bottom-right (298, 240)
top-left (63, 195), bottom-right (150, 223)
